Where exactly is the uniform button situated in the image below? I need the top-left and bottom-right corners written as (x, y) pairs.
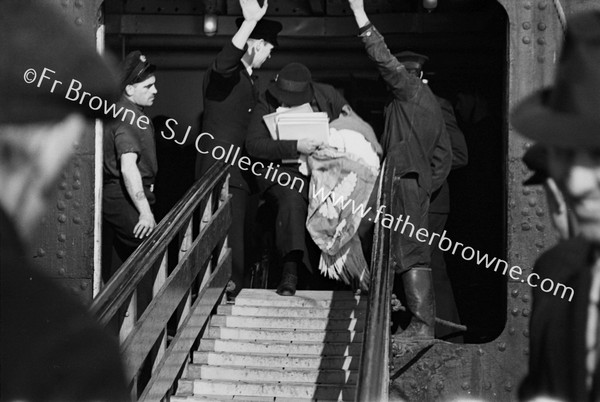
top-left (366, 31), bottom-right (372, 36)
top-left (248, 108), bottom-right (252, 112)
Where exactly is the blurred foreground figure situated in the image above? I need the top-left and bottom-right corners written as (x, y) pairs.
top-left (0, 1), bottom-right (128, 400)
top-left (512, 10), bottom-right (600, 402)
top-left (522, 144), bottom-right (577, 240)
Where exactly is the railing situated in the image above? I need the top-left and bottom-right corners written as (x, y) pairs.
top-left (356, 162), bottom-right (392, 402)
top-left (91, 162), bottom-right (232, 401)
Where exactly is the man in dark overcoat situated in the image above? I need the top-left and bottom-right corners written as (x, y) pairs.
top-left (246, 62), bottom-right (350, 296)
top-left (512, 10), bottom-right (600, 402)
top-left (195, 0), bottom-right (282, 299)
top-left (349, 0), bottom-right (453, 339)
top-left (0, 1), bottom-right (128, 399)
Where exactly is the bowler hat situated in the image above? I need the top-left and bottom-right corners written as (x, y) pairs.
top-left (267, 63), bottom-right (314, 107)
top-left (121, 51), bottom-right (156, 91)
top-left (393, 51), bottom-right (429, 71)
top-left (0, 0), bottom-right (120, 124)
top-left (522, 144), bottom-right (549, 186)
top-left (235, 18), bottom-right (283, 47)
top-left (512, 11), bottom-right (600, 148)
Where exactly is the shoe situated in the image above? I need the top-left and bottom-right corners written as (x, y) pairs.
top-left (226, 280), bottom-right (240, 302)
top-left (394, 267), bottom-right (435, 340)
top-left (276, 273), bottom-right (297, 296)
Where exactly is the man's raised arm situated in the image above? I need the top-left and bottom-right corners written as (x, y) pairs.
top-left (347, 0), bottom-right (417, 100)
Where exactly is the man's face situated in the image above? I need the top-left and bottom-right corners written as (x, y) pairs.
top-left (250, 40), bottom-right (274, 69)
top-left (549, 147), bottom-right (600, 243)
top-left (127, 75), bottom-right (157, 107)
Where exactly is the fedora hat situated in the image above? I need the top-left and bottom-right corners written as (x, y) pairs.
top-left (267, 63), bottom-right (314, 107)
top-left (522, 143), bottom-right (549, 186)
top-left (512, 11), bottom-right (600, 148)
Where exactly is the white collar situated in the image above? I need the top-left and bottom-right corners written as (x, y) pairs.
top-left (241, 59), bottom-right (253, 77)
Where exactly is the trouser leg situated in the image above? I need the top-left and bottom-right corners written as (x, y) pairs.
top-left (227, 187), bottom-right (248, 298)
top-left (429, 212), bottom-right (462, 340)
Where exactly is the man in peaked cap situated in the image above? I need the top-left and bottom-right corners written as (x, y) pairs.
top-left (102, 50), bottom-right (159, 324)
top-left (394, 51), bottom-right (429, 77)
top-left (0, 1), bottom-right (128, 400)
top-left (348, 0), bottom-right (452, 340)
top-left (195, 0), bottom-right (282, 300)
top-left (102, 50), bottom-right (158, 284)
top-left (512, 10), bottom-right (600, 402)
top-left (393, 50), bottom-right (469, 340)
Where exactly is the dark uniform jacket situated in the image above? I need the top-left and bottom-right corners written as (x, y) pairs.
top-left (430, 96), bottom-right (468, 214)
top-left (195, 41), bottom-right (259, 192)
top-left (0, 207), bottom-right (129, 401)
top-left (245, 83), bottom-right (348, 192)
top-left (103, 95), bottom-right (157, 204)
top-left (519, 237), bottom-right (600, 402)
top-left (359, 24), bottom-right (452, 197)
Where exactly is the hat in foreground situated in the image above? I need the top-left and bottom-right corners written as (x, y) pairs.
top-left (511, 11), bottom-right (600, 148)
top-left (522, 143), bottom-right (549, 186)
top-left (0, 0), bottom-right (120, 124)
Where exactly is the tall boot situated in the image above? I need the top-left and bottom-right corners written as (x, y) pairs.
top-left (395, 267), bottom-right (435, 340)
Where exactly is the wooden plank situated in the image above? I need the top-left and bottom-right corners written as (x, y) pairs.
top-left (120, 201), bottom-right (231, 381)
top-left (139, 250), bottom-right (232, 402)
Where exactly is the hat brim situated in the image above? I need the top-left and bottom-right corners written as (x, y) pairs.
top-left (267, 81), bottom-right (313, 107)
top-left (512, 88), bottom-right (600, 148)
top-left (523, 172), bottom-right (546, 186)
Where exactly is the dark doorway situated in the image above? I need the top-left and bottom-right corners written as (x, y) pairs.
top-left (104, 0), bottom-right (508, 343)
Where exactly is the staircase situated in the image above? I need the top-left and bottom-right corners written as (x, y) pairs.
top-left (171, 289), bottom-right (367, 401)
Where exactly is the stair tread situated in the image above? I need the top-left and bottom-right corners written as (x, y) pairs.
top-left (193, 351), bottom-right (359, 370)
top-left (182, 378), bottom-right (357, 386)
top-left (202, 338), bottom-right (361, 346)
top-left (218, 305), bottom-right (366, 318)
top-left (172, 394), bottom-right (340, 402)
top-left (189, 364), bottom-right (358, 373)
top-left (208, 326), bottom-right (362, 334)
top-left (183, 378), bottom-right (356, 399)
top-left (237, 289), bottom-right (360, 300)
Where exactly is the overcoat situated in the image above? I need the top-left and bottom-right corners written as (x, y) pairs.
top-left (519, 237), bottom-right (600, 401)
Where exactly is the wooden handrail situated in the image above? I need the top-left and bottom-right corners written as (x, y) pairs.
top-left (356, 162), bottom-right (392, 402)
top-left (91, 162), bottom-right (232, 401)
top-left (90, 162), bottom-right (228, 324)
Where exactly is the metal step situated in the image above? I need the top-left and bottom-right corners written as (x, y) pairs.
top-left (217, 305), bottom-right (366, 319)
top-left (193, 352), bottom-right (360, 370)
top-left (234, 289), bottom-right (365, 309)
top-left (187, 365), bottom-right (358, 384)
top-left (171, 394), bottom-right (339, 402)
top-left (206, 326), bottom-right (363, 343)
top-left (179, 379), bottom-right (356, 400)
top-left (198, 339), bottom-right (362, 356)
top-left (209, 315), bottom-right (363, 331)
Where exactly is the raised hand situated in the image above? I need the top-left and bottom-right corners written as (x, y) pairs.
top-left (240, 0), bottom-right (268, 23)
top-left (347, 0), bottom-right (364, 12)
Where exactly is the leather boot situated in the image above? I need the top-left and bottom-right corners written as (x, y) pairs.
top-left (276, 261), bottom-right (298, 296)
top-left (395, 267), bottom-right (435, 340)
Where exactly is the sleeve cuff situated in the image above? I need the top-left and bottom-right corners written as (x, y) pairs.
top-left (358, 22), bottom-right (374, 35)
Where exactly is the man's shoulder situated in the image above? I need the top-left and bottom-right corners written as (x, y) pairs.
top-left (535, 237), bottom-right (593, 278)
top-left (1, 250), bottom-right (128, 400)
